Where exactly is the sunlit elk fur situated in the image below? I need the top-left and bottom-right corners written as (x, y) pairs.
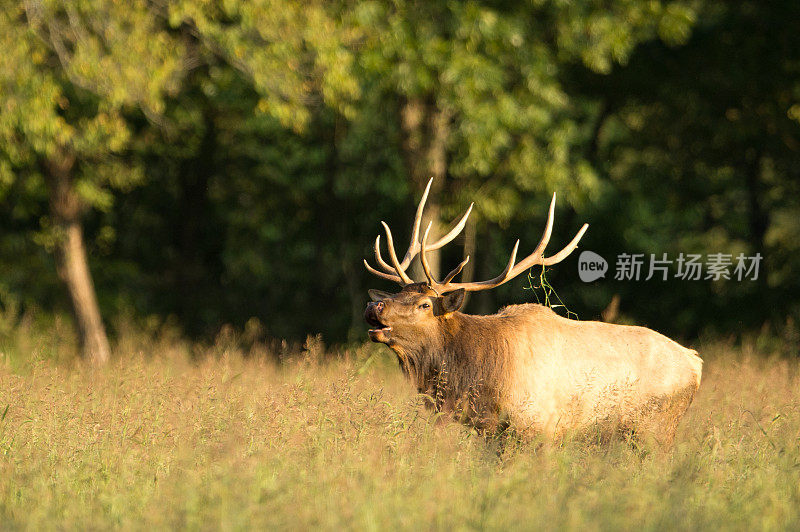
top-left (364, 179), bottom-right (703, 447)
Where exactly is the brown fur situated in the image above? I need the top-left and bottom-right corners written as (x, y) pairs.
top-left (366, 283), bottom-right (702, 446)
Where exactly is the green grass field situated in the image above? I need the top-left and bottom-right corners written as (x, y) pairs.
top-left (1, 324), bottom-right (799, 530)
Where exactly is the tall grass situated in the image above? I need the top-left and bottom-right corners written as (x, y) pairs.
top-left (1, 324), bottom-right (799, 530)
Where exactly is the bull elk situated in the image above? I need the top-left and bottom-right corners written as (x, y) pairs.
top-left (364, 179), bottom-right (702, 446)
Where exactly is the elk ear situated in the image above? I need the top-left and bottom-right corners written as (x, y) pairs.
top-left (441, 289), bottom-right (466, 313)
top-left (368, 289), bottom-right (393, 302)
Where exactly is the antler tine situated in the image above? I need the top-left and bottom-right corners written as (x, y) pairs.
top-left (400, 178), bottom-right (433, 268)
top-left (363, 259), bottom-right (404, 284)
top-left (435, 240), bottom-right (519, 292)
top-left (398, 180), bottom-right (473, 268)
top-left (425, 202), bottom-right (474, 252)
top-left (381, 221), bottom-right (414, 284)
top-left (541, 223), bottom-right (589, 266)
top-left (511, 192), bottom-right (556, 273)
top-left (373, 235), bottom-right (396, 274)
top-left (534, 192), bottom-right (557, 255)
top-left (499, 240), bottom-right (520, 283)
top-left (504, 193), bottom-right (576, 278)
top-left (442, 256), bottom-right (469, 285)
top-left (420, 221), bottom-right (440, 287)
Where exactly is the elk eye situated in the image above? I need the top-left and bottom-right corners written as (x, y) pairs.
top-left (419, 302), bottom-right (431, 310)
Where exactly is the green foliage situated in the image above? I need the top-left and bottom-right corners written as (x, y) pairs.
top-left (0, 1), bottom-right (178, 165)
top-left (1, 0), bottom-right (798, 346)
top-left (565, 0), bottom-right (800, 333)
top-left (353, 0), bottom-right (698, 216)
top-left (168, 0), bottom-right (360, 130)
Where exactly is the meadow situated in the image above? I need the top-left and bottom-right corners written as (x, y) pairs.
top-left (1, 319), bottom-right (799, 530)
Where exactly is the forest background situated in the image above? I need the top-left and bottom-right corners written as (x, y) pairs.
top-left (1, 0), bottom-right (798, 364)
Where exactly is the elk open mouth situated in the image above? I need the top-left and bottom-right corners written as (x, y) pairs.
top-left (365, 309), bottom-right (392, 341)
top-left (365, 315), bottom-right (392, 334)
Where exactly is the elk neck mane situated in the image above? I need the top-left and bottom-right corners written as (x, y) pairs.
top-left (395, 306), bottom-right (545, 410)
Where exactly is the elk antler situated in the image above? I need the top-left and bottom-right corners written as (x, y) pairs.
top-left (363, 178), bottom-right (473, 285)
top-left (364, 180), bottom-right (589, 293)
top-left (420, 193), bottom-right (588, 293)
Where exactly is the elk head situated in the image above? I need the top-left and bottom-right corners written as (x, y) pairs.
top-left (364, 178), bottom-right (589, 351)
top-left (364, 283), bottom-right (466, 346)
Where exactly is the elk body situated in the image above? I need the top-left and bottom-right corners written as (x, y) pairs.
top-left (364, 180), bottom-right (702, 446)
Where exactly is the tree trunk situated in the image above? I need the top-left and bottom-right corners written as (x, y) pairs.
top-left (46, 150), bottom-right (110, 365)
top-left (425, 106), bottom-right (450, 279)
top-left (474, 228), bottom-right (496, 315)
top-left (400, 98), bottom-right (450, 280)
top-left (460, 216), bottom-right (477, 310)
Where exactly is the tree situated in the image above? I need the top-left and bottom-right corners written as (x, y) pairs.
top-left (5, 0), bottom-right (796, 351)
top-left (1, 0), bottom-right (359, 360)
top-left (350, 0), bottom-right (697, 308)
top-left (568, 0), bottom-right (800, 334)
top-left (0, 1), bottom-right (182, 363)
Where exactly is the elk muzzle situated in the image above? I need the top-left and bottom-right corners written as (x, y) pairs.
top-left (365, 301), bottom-right (392, 343)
